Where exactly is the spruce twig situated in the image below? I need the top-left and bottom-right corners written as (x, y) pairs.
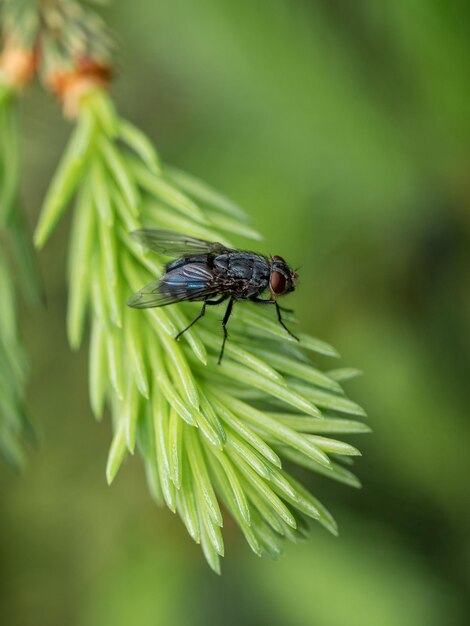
top-left (6, 0), bottom-right (369, 571)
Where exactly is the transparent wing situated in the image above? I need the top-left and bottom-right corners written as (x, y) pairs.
top-left (130, 229), bottom-right (231, 256)
top-left (127, 263), bottom-right (220, 308)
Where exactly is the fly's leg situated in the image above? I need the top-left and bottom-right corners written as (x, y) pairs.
top-left (250, 297), bottom-right (299, 341)
top-left (175, 302), bottom-right (207, 340)
top-left (218, 297), bottom-right (234, 364)
top-left (175, 296), bottom-right (227, 340)
top-left (274, 301), bottom-right (299, 340)
top-left (206, 296), bottom-right (228, 306)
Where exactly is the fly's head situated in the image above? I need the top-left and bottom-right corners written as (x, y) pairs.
top-left (269, 255), bottom-right (298, 298)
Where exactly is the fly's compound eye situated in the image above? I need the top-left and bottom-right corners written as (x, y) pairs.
top-left (270, 270), bottom-right (287, 294)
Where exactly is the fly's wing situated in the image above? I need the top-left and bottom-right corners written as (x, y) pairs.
top-left (127, 263), bottom-right (220, 308)
top-left (130, 229), bottom-right (231, 257)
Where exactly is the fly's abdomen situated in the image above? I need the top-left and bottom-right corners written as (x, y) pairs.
top-left (166, 254), bottom-right (211, 272)
top-left (163, 273), bottom-right (206, 292)
top-left (160, 261), bottom-right (217, 302)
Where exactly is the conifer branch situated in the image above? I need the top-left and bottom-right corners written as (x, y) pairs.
top-left (4, 0), bottom-right (369, 571)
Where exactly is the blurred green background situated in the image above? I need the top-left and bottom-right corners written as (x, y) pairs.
top-left (1, 1), bottom-right (470, 624)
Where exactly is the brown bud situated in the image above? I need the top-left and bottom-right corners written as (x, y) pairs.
top-left (47, 57), bottom-right (113, 118)
top-left (0, 46), bottom-right (37, 89)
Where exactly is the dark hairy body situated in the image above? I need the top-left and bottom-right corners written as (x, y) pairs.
top-left (127, 230), bottom-right (299, 363)
top-left (165, 252), bottom-right (271, 300)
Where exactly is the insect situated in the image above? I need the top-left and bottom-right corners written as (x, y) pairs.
top-left (127, 229), bottom-right (299, 363)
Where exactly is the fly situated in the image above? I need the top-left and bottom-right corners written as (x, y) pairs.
top-left (127, 229), bottom-right (299, 363)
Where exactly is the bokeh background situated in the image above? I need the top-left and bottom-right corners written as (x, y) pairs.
top-left (1, 1), bottom-right (470, 624)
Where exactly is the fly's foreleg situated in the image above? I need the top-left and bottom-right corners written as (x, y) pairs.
top-left (250, 297), bottom-right (299, 341)
top-left (274, 301), bottom-right (299, 340)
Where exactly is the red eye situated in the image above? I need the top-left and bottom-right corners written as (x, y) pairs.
top-left (270, 270), bottom-right (286, 294)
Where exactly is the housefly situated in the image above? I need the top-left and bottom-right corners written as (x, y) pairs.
top-left (127, 229), bottom-right (299, 363)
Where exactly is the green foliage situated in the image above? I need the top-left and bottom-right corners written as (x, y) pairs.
top-left (0, 85), bottom-right (19, 227)
top-left (34, 88), bottom-right (368, 572)
top-left (0, 243), bottom-right (30, 467)
top-left (0, 86), bottom-right (40, 467)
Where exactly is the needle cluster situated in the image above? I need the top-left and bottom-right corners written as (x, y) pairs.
top-left (35, 88), bottom-right (369, 572)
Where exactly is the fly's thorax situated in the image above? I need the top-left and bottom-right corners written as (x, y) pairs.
top-left (213, 252), bottom-right (270, 298)
top-left (214, 253), bottom-right (269, 279)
